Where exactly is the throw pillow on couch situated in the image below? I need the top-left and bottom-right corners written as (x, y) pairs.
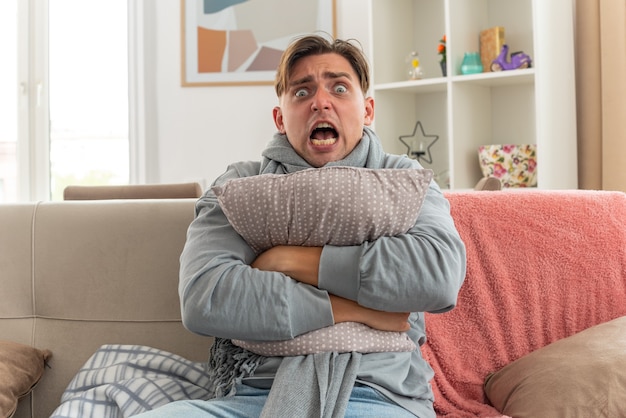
top-left (213, 166), bottom-right (433, 253)
top-left (213, 166), bottom-right (433, 356)
top-left (0, 340), bottom-right (51, 418)
top-left (484, 315), bottom-right (626, 417)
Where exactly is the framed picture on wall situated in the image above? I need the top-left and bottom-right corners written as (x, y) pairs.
top-left (181, 0), bottom-right (336, 87)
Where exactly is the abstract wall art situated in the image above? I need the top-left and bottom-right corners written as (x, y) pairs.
top-left (181, 0), bottom-right (336, 86)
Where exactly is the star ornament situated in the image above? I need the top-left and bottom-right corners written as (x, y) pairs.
top-left (399, 121), bottom-right (439, 164)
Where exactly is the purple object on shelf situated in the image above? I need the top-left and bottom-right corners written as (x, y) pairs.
top-left (491, 44), bottom-right (532, 71)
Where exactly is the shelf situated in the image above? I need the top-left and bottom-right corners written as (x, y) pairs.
top-left (368, 0), bottom-right (577, 190)
top-left (374, 68), bottom-right (535, 95)
top-left (449, 68), bottom-right (535, 87)
top-left (374, 78), bottom-right (447, 94)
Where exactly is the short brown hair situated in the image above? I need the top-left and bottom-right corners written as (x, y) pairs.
top-left (274, 34), bottom-right (370, 97)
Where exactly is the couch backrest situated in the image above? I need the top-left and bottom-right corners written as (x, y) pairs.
top-left (0, 199), bottom-right (213, 418)
top-left (427, 190), bottom-right (626, 416)
top-left (63, 182), bottom-right (203, 200)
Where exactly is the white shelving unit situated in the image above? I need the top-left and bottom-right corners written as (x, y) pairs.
top-left (366, 0), bottom-right (577, 189)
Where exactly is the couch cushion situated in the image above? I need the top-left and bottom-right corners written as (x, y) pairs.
top-left (0, 341), bottom-right (51, 418)
top-left (33, 200), bottom-right (194, 321)
top-left (0, 204), bottom-right (36, 318)
top-left (484, 315), bottom-right (626, 418)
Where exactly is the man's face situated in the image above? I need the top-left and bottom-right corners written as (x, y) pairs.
top-left (273, 53), bottom-right (374, 168)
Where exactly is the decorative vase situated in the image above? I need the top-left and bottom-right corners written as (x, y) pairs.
top-left (461, 52), bottom-right (483, 75)
top-left (440, 60), bottom-right (447, 77)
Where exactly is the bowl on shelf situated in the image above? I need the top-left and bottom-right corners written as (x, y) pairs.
top-left (477, 144), bottom-right (537, 187)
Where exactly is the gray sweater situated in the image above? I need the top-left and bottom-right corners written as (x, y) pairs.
top-left (179, 128), bottom-right (466, 417)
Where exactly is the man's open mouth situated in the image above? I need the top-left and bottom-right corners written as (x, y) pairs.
top-left (310, 122), bottom-right (338, 146)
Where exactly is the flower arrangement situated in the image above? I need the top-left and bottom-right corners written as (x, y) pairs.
top-left (405, 51), bottom-right (423, 80)
top-left (438, 35), bottom-right (447, 63)
top-left (437, 35), bottom-right (447, 76)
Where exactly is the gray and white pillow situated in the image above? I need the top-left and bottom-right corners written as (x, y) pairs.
top-left (213, 166), bottom-right (433, 356)
top-left (213, 166), bottom-right (433, 253)
top-left (232, 322), bottom-right (416, 356)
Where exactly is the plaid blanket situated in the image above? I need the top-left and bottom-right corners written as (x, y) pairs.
top-left (50, 344), bottom-right (212, 418)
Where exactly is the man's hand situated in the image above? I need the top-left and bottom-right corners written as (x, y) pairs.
top-left (330, 295), bottom-right (410, 332)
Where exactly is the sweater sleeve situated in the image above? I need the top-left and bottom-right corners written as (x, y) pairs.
top-left (178, 162), bottom-right (334, 341)
top-left (317, 159), bottom-right (466, 314)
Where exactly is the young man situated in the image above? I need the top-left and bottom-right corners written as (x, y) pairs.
top-left (136, 35), bottom-right (465, 418)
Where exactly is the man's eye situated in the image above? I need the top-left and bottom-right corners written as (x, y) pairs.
top-left (295, 88), bottom-right (309, 97)
top-left (334, 84), bottom-right (348, 93)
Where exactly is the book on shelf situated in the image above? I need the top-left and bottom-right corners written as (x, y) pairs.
top-left (480, 26), bottom-right (505, 72)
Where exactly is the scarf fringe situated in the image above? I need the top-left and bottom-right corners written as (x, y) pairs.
top-left (207, 338), bottom-right (265, 398)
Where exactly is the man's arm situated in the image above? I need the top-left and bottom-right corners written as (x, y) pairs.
top-left (179, 163), bottom-right (336, 342)
top-left (316, 183), bottom-right (466, 315)
top-left (252, 245), bottom-right (410, 332)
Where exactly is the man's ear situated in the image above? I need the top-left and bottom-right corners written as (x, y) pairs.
top-left (363, 96), bottom-right (375, 126)
top-left (273, 106), bottom-right (285, 133)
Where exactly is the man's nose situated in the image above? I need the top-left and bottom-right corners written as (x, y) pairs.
top-left (311, 88), bottom-right (332, 111)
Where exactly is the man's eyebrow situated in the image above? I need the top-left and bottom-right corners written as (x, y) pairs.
top-left (290, 75), bottom-right (314, 87)
top-left (289, 71), bottom-right (352, 88)
top-left (323, 71), bottom-right (352, 80)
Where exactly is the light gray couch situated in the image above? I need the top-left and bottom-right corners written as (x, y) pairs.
top-left (2, 190), bottom-right (625, 417)
top-left (0, 199), bottom-right (212, 418)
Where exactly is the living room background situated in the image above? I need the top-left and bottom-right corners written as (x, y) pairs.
top-left (0, 0), bottom-right (367, 202)
top-left (7, 0), bottom-right (604, 200)
top-left (143, 0), bottom-right (369, 190)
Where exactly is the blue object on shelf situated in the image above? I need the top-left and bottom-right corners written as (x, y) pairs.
top-left (461, 52), bottom-right (483, 75)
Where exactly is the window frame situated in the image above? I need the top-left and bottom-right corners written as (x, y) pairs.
top-left (16, 0), bottom-right (142, 201)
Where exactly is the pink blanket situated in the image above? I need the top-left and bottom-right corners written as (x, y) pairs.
top-left (423, 190), bottom-right (626, 417)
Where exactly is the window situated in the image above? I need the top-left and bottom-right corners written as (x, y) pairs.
top-left (49, 0), bottom-right (130, 200)
top-left (1, 0), bottom-right (131, 202)
top-left (0, 1), bottom-right (19, 202)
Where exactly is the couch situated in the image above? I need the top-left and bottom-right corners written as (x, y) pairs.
top-left (0, 199), bottom-right (213, 418)
top-left (1, 189), bottom-right (625, 418)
